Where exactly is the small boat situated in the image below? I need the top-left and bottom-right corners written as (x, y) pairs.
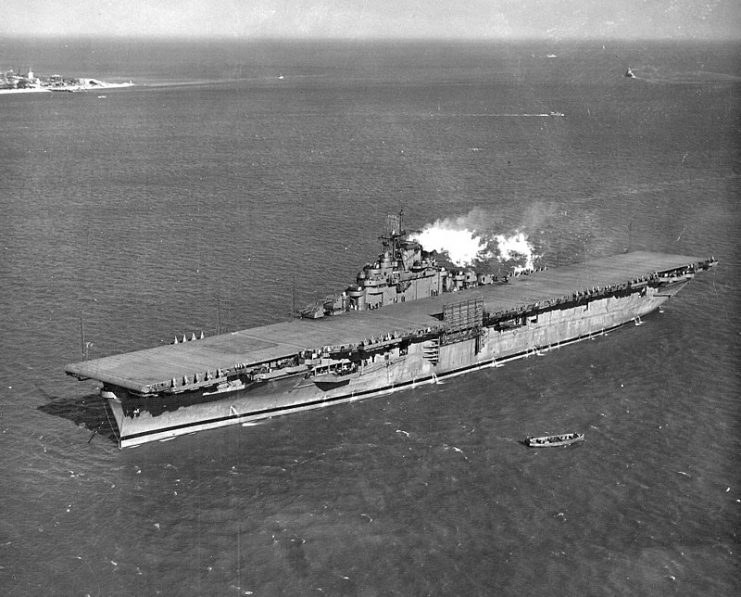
top-left (624, 67), bottom-right (635, 78)
top-left (525, 432), bottom-right (584, 448)
top-left (308, 361), bottom-right (359, 390)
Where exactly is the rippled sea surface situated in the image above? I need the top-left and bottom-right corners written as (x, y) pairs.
top-left (0, 39), bottom-right (739, 596)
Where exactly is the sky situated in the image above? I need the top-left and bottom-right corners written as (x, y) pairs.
top-left (3, 0), bottom-right (739, 40)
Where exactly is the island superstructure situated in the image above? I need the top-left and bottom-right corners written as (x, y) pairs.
top-left (299, 213), bottom-right (495, 318)
top-left (65, 214), bottom-right (717, 448)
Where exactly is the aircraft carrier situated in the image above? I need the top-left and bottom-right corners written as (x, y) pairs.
top-left (65, 214), bottom-right (717, 447)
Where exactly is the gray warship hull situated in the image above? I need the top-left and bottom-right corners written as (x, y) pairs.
top-left (65, 251), bottom-right (715, 448)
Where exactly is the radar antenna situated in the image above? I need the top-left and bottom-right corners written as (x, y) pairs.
top-left (380, 209), bottom-right (405, 256)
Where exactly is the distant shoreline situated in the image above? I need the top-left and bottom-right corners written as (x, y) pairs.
top-left (0, 81), bottom-right (134, 95)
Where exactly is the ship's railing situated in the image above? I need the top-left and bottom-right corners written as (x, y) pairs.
top-left (483, 259), bottom-right (715, 328)
top-left (143, 257), bottom-right (717, 395)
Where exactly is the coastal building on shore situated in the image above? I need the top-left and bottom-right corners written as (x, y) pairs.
top-left (1, 68), bottom-right (42, 89)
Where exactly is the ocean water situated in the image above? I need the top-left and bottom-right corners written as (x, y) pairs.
top-left (0, 39), bottom-right (739, 596)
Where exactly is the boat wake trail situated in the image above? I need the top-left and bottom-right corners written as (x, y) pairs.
top-left (435, 112), bottom-right (565, 118)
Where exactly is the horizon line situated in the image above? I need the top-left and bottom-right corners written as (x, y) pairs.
top-left (2, 34), bottom-right (740, 43)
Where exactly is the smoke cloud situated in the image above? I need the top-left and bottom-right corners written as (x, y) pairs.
top-left (410, 210), bottom-right (539, 273)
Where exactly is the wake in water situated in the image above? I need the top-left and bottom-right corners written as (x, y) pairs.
top-left (624, 64), bottom-right (741, 85)
top-left (435, 112), bottom-right (565, 117)
top-left (409, 210), bottom-right (539, 273)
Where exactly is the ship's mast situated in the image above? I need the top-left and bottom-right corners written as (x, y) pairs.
top-left (380, 209), bottom-right (405, 258)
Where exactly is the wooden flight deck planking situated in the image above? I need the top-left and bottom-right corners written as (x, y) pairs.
top-left (65, 251), bottom-right (710, 394)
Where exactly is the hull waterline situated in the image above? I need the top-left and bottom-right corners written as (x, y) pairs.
top-left (64, 217), bottom-right (716, 449)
